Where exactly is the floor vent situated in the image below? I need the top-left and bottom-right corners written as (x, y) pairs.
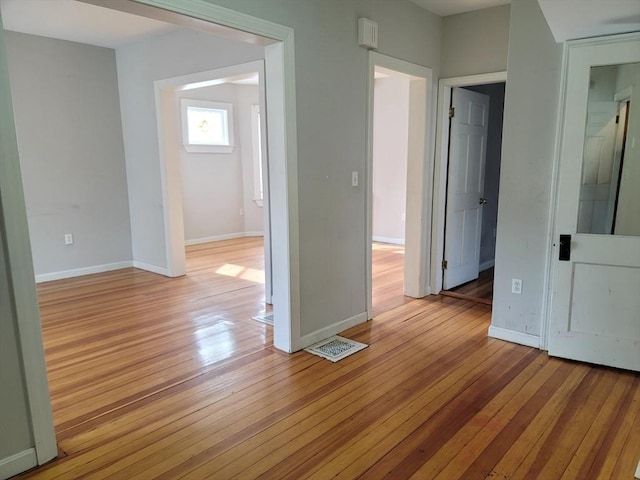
top-left (305, 335), bottom-right (368, 363)
top-left (252, 312), bottom-right (274, 325)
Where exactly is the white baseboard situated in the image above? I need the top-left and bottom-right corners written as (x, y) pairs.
top-left (299, 312), bottom-right (369, 351)
top-left (372, 236), bottom-right (405, 245)
top-left (185, 231), bottom-right (264, 246)
top-left (132, 261), bottom-right (170, 276)
top-left (479, 259), bottom-right (495, 272)
top-left (35, 261), bottom-right (132, 283)
top-left (488, 325), bottom-right (540, 348)
top-left (0, 448), bottom-right (37, 480)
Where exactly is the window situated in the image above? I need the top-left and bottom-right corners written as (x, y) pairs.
top-left (251, 104), bottom-right (264, 206)
top-left (181, 99), bottom-right (234, 153)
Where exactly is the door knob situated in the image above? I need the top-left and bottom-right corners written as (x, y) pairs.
top-left (479, 197), bottom-right (487, 205)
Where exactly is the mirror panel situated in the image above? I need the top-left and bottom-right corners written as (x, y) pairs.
top-left (577, 62), bottom-right (639, 235)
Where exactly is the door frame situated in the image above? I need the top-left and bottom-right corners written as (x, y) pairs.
top-left (431, 71), bottom-right (507, 295)
top-left (131, 0), bottom-right (300, 353)
top-left (154, 60), bottom-right (273, 303)
top-left (366, 52), bottom-right (434, 318)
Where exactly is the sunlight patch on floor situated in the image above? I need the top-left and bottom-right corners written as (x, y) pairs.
top-left (215, 263), bottom-right (265, 284)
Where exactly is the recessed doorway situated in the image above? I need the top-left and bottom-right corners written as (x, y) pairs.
top-left (432, 73), bottom-right (507, 306)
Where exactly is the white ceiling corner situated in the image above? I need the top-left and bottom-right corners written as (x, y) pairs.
top-left (0, 0), bottom-right (180, 49)
top-left (409, 0), bottom-right (510, 17)
top-left (537, 0), bottom-right (640, 42)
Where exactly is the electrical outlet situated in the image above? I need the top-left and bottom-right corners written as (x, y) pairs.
top-left (351, 171), bottom-right (359, 187)
top-left (511, 278), bottom-right (522, 295)
top-left (64, 233), bottom-right (73, 245)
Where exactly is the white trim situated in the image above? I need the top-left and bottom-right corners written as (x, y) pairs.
top-left (540, 44), bottom-right (570, 352)
top-left (366, 52), bottom-right (434, 319)
top-left (372, 236), bottom-right (405, 245)
top-left (35, 261), bottom-right (133, 283)
top-left (0, 449), bottom-right (37, 480)
top-left (184, 231), bottom-right (264, 245)
top-left (132, 261), bottom-right (170, 276)
top-left (298, 312), bottom-right (369, 351)
top-left (479, 259), bottom-right (495, 272)
top-left (488, 326), bottom-right (541, 348)
top-left (250, 103), bottom-right (264, 202)
top-left (431, 71), bottom-right (507, 296)
top-left (264, 36), bottom-right (300, 352)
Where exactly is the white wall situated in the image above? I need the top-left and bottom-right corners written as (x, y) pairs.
top-left (441, 5), bottom-right (511, 78)
top-left (4, 32), bottom-right (132, 279)
top-left (492, 0), bottom-right (564, 338)
top-left (466, 82), bottom-right (505, 268)
top-left (116, 28), bottom-right (265, 270)
top-left (372, 76), bottom-right (410, 244)
top-left (169, 83), bottom-right (262, 244)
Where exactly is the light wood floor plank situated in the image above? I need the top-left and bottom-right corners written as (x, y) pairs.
top-left (19, 238), bottom-right (639, 480)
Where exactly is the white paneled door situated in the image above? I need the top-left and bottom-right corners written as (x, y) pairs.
top-left (443, 88), bottom-right (489, 290)
top-left (548, 34), bottom-right (640, 372)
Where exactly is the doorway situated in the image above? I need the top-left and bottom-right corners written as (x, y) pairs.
top-left (366, 53), bottom-right (433, 318)
top-left (155, 62), bottom-right (273, 308)
top-left (102, 0), bottom-right (299, 353)
top-left (370, 66), bottom-right (410, 314)
top-left (441, 83), bottom-right (505, 305)
top-left (432, 72), bottom-right (507, 305)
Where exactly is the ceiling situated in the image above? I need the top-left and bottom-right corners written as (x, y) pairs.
top-left (537, 0), bottom-right (640, 42)
top-left (0, 0), bottom-right (513, 51)
top-left (0, 0), bottom-right (180, 49)
top-left (2, 0), bottom-right (638, 52)
top-left (409, 0), bottom-right (510, 17)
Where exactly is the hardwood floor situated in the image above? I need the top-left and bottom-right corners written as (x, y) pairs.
top-left (21, 238), bottom-right (639, 479)
top-left (441, 267), bottom-right (494, 305)
top-left (371, 242), bottom-right (413, 316)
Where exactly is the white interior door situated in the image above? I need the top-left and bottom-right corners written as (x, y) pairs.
top-left (548, 34), bottom-right (640, 372)
top-left (577, 101), bottom-right (617, 234)
top-left (443, 88), bottom-right (489, 290)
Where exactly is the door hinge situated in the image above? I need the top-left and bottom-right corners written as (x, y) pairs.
top-left (615, 115), bottom-right (620, 124)
top-left (442, 260), bottom-right (448, 270)
top-left (448, 107), bottom-right (455, 119)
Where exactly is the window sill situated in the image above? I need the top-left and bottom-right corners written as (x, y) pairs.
top-left (183, 145), bottom-right (235, 154)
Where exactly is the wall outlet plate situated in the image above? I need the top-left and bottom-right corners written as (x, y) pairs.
top-left (511, 278), bottom-right (522, 294)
